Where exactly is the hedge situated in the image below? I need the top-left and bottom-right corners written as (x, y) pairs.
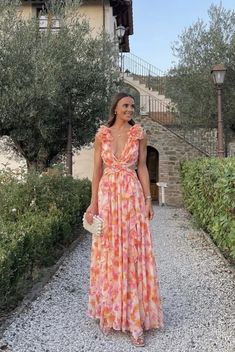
top-left (0, 169), bottom-right (91, 311)
top-left (180, 157), bottom-right (235, 263)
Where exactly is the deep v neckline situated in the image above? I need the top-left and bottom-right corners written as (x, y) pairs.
top-left (108, 125), bottom-right (134, 160)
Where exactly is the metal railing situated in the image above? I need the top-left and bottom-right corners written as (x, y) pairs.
top-left (118, 53), bottom-right (217, 156)
top-left (136, 95), bottom-right (217, 156)
top-left (119, 52), bottom-right (167, 95)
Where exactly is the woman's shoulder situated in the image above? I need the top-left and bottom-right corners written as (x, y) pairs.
top-left (129, 123), bottom-right (145, 140)
top-left (96, 124), bottom-right (112, 142)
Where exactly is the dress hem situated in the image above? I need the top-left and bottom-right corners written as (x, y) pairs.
top-left (86, 311), bottom-right (164, 338)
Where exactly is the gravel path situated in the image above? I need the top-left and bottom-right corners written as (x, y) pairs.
top-left (1, 206), bottom-right (234, 352)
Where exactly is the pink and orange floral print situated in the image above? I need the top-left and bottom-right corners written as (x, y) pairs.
top-left (87, 124), bottom-right (164, 339)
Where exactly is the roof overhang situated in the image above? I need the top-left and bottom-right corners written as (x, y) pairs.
top-left (110, 0), bottom-right (133, 52)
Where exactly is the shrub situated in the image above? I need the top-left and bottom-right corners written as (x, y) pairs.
top-left (180, 157), bottom-right (235, 262)
top-left (0, 169), bottom-right (91, 311)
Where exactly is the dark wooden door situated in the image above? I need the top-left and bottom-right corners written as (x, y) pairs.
top-left (146, 146), bottom-right (159, 202)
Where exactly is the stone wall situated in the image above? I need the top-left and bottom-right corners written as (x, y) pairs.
top-left (0, 118), bottom-right (208, 207)
top-left (135, 116), bottom-right (206, 206)
top-left (1, 118), bottom-right (231, 207)
top-left (170, 126), bottom-right (217, 156)
top-left (0, 137), bottom-right (93, 179)
top-left (228, 140), bottom-right (235, 157)
top-left (0, 137), bottom-right (26, 171)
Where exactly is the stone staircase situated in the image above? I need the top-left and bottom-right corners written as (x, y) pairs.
top-left (120, 52), bottom-right (217, 156)
top-left (124, 73), bottom-right (172, 106)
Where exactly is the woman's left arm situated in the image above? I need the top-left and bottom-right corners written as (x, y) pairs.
top-left (137, 135), bottom-right (154, 220)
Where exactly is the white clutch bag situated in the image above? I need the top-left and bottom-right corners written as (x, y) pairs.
top-left (82, 213), bottom-right (103, 236)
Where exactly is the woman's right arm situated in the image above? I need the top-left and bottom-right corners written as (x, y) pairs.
top-left (85, 135), bottom-right (103, 223)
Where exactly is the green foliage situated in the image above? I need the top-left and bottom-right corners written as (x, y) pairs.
top-left (166, 4), bottom-right (235, 132)
top-left (180, 157), bottom-right (235, 262)
top-left (0, 168), bottom-right (91, 310)
top-left (0, 0), bottom-right (119, 170)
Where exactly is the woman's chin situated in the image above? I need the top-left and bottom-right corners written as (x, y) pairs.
top-left (125, 116), bottom-right (133, 121)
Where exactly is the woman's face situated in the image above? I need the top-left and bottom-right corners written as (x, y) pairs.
top-left (115, 97), bottom-right (135, 122)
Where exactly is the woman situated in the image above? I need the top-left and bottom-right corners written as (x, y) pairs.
top-left (85, 92), bottom-right (164, 346)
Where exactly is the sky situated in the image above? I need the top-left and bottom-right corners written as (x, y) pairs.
top-left (130, 0), bottom-right (235, 72)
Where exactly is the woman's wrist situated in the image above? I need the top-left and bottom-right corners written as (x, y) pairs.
top-left (145, 195), bottom-right (152, 203)
top-left (90, 198), bottom-right (98, 207)
top-left (87, 202), bottom-right (97, 214)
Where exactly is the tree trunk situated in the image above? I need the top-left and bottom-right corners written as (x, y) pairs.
top-left (26, 159), bottom-right (48, 173)
top-left (66, 98), bottom-right (73, 176)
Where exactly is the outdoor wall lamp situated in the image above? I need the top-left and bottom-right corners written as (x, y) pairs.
top-left (211, 64), bottom-right (227, 157)
top-left (116, 25), bottom-right (126, 43)
top-left (116, 25), bottom-right (126, 72)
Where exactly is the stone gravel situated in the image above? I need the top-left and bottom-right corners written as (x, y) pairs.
top-left (1, 206), bottom-right (235, 352)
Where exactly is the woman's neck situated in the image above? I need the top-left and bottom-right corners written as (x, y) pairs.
top-left (112, 121), bottom-right (130, 130)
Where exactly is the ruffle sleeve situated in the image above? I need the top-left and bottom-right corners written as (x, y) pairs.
top-left (96, 125), bottom-right (112, 142)
top-left (129, 124), bottom-right (144, 140)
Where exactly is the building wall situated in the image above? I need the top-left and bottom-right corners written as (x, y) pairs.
top-left (0, 138), bottom-right (27, 171)
top-left (171, 126), bottom-right (217, 156)
top-left (228, 141), bottom-right (235, 156)
top-left (0, 140), bottom-right (93, 179)
top-left (135, 116), bottom-right (206, 206)
top-left (104, 5), bottom-right (116, 39)
top-left (76, 0), bottom-right (116, 38)
top-left (0, 117), bottom-right (214, 207)
top-left (79, 5), bottom-right (103, 34)
top-left (2, 117), bottom-right (234, 207)
top-left (19, 3), bottom-right (32, 20)
top-left (19, 1), bottom-right (117, 39)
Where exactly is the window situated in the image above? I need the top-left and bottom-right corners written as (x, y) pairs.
top-left (36, 7), bottom-right (45, 19)
top-left (36, 5), bottom-right (60, 32)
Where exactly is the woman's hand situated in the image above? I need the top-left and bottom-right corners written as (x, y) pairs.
top-left (85, 203), bottom-right (98, 224)
top-left (145, 200), bottom-right (154, 220)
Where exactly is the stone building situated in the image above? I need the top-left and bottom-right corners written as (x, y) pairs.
top-left (20, 0), bottom-right (133, 51)
top-left (135, 116), bottom-right (206, 206)
top-left (1, 1), bottom-right (233, 207)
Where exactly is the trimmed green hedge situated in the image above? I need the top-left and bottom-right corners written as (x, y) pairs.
top-left (0, 169), bottom-right (91, 311)
top-left (180, 157), bottom-right (235, 262)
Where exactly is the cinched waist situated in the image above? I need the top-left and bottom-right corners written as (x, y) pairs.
top-left (103, 165), bottom-right (137, 177)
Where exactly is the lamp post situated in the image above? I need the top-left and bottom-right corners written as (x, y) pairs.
top-left (211, 64), bottom-right (227, 158)
top-left (116, 25), bottom-right (126, 72)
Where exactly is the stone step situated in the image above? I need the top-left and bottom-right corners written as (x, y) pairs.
top-left (124, 74), bottom-right (171, 107)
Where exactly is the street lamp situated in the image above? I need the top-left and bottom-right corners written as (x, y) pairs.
top-left (116, 25), bottom-right (126, 72)
top-left (211, 64), bottom-right (227, 157)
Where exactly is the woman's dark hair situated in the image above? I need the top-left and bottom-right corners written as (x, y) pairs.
top-left (107, 92), bottom-right (135, 127)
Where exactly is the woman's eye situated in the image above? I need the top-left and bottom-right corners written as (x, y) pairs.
top-left (123, 104), bottom-right (135, 108)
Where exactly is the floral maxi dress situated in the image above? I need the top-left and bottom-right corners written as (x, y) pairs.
top-left (87, 123), bottom-right (164, 339)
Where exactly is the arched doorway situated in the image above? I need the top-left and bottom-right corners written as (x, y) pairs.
top-left (146, 146), bottom-right (159, 202)
top-left (121, 84), bottom-right (141, 113)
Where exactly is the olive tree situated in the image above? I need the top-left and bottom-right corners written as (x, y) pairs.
top-left (0, 0), bottom-right (119, 171)
top-left (166, 4), bottom-right (235, 133)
